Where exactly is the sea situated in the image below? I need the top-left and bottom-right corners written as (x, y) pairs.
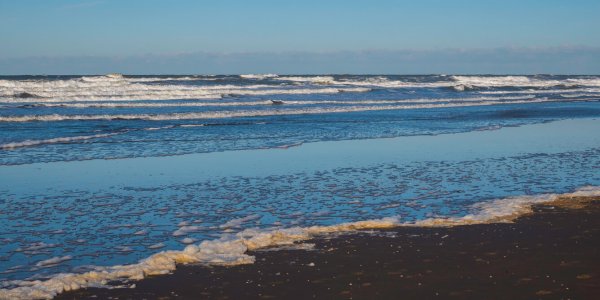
top-left (1, 74), bottom-right (600, 298)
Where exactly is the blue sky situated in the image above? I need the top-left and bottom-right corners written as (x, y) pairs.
top-left (1, 0), bottom-right (599, 74)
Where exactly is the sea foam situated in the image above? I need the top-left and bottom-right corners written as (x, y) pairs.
top-left (0, 76), bottom-right (370, 102)
top-left (10, 95), bottom-right (535, 109)
top-left (0, 97), bottom-right (560, 123)
top-left (0, 133), bottom-right (121, 150)
top-left (1, 186), bottom-right (598, 300)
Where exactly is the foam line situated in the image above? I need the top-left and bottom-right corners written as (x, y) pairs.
top-left (272, 75), bottom-right (600, 89)
top-left (0, 133), bottom-right (121, 150)
top-left (2, 76), bottom-right (599, 103)
top-left (479, 88), bottom-right (600, 95)
top-left (239, 74), bottom-right (279, 80)
top-left (0, 97), bottom-right (561, 123)
top-left (0, 77), bottom-right (370, 102)
top-left (1, 186), bottom-right (598, 299)
top-left (9, 95), bottom-right (536, 108)
top-left (450, 76), bottom-right (600, 88)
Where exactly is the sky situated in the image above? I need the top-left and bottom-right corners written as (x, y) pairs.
top-left (1, 0), bottom-right (599, 74)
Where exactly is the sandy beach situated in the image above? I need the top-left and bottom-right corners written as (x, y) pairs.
top-left (56, 196), bottom-right (600, 299)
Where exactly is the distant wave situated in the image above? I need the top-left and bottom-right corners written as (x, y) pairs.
top-left (80, 74), bottom-right (201, 83)
top-left (0, 77), bottom-right (370, 102)
top-left (450, 84), bottom-right (479, 92)
top-left (0, 125), bottom-right (185, 150)
top-left (2, 76), bottom-right (600, 103)
top-left (559, 93), bottom-right (600, 98)
top-left (275, 76), bottom-right (415, 88)
top-left (0, 97), bottom-right (560, 122)
top-left (9, 95), bottom-right (536, 109)
top-left (275, 76), bottom-right (336, 84)
top-left (239, 74), bottom-right (279, 80)
top-left (479, 87), bottom-right (600, 95)
top-left (272, 75), bottom-right (600, 90)
top-left (1, 186), bottom-right (598, 299)
top-left (450, 75), bottom-right (600, 89)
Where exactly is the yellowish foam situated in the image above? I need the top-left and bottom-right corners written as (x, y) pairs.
top-left (1, 186), bottom-right (599, 299)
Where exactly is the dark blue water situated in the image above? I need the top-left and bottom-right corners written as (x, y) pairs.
top-left (1, 74), bottom-right (599, 165)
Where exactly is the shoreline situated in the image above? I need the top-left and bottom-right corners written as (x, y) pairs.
top-left (2, 115), bottom-right (600, 299)
top-left (56, 196), bottom-right (600, 299)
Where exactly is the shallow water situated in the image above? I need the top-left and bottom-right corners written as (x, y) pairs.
top-left (2, 74), bottom-right (599, 165)
top-left (0, 75), bottom-right (599, 296)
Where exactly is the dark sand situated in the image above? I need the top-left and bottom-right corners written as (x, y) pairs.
top-left (58, 198), bottom-right (600, 299)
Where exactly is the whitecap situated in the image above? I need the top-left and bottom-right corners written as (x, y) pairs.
top-left (0, 133), bottom-right (121, 150)
top-left (0, 97), bottom-right (560, 123)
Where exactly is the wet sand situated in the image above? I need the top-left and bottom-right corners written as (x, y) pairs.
top-left (58, 197), bottom-right (600, 299)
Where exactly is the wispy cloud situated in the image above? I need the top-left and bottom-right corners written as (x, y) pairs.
top-left (2, 47), bottom-right (599, 75)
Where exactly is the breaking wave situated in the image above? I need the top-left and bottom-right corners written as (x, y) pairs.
top-left (79, 74), bottom-right (200, 83)
top-left (7, 95), bottom-right (536, 109)
top-left (1, 75), bottom-right (599, 104)
top-left (239, 74), bottom-right (279, 80)
top-left (272, 75), bottom-right (600, 90)
top-left (0, 97), bottom-right (557, 122)
top-left (275, 76), bottom-right (336, 85)
top-left (0, 76), bottom-right (370, 102)
top-left (0, 133), bottom-right (121, 150)
top-left (449, 75), bottom-right (600, 88)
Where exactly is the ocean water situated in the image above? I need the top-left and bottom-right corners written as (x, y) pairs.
top-left (1, 74), bottom-right (600, 298)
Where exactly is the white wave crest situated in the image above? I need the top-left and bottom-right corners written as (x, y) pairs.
top-left (274, 76), bottom-right (415, 88)
top-left (0, 77), bottom-right (369, 102)
top-left (239, 74), bottom-right (279, 80)
top-left (2, 76), bottom-right (599, 103)
top-left (560, 93), bottom-right (600, 98)
top-left (1, 186), bottom-right (598, 299)
top-left (0, 133), bottom-right (120, 150)
top-left (0, 97), bottom-right (558, 123)
top-left (80, 74), bottom-right (200, 83)
top-left (479, 87), bottom-right (600, 95)
top-left (273, 75), bottom-right (600, 89)
top-left (334, 76), bottom-right (416, 88)
top-left (275, 76), bottom-right (336, 84)
top-left (451, 76), bottom-right (600, 89)
top-left (16, 95), bottom-right (535, 109)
